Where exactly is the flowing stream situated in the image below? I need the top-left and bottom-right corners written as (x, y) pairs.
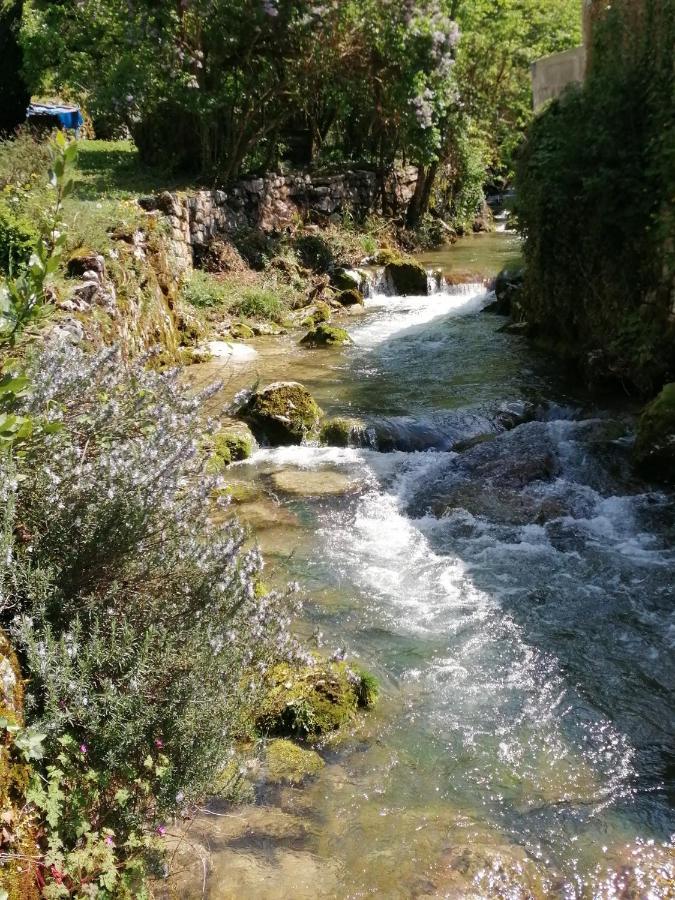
top-left (176, 232), bottom-right (674, 898)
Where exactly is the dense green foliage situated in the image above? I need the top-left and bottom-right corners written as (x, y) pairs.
top-left (0, 0), bottom-right (30, 136)
top-left (0, 346), bottom-right (299, 893)
top-left (454, 0), bottom-right (581, 180)
top-left (515, 0), bottom-right (675, 393)
top-left (20, 0), bottom-right (580, 225)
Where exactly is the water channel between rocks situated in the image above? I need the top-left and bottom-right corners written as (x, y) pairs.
top-left (173, 232), bottom-right (674, 899)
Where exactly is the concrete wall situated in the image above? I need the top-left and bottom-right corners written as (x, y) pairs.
top-left (531, 46), bottom-right (586, 110)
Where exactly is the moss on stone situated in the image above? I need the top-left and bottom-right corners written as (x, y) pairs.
top-left (239, 382), bottom-right (323, 446)
top-left (319, 417), bottom-right (365, 448)
top-left (265, 739), bottom-right (324, 785)
top-left (256, 659), bottom-right (362, 740)
top-left (208, 428), bottom-right (254, 470)
top-left (336, 288), bottom-right (364, 306)
top-left (384, 259), bottom-right (429, 296)
top-left (300, 323), bottom-right (351, 348)
top-left (331, 268), bottom-right (362, 292)
top-left (353, 668), bottom-right (379, 709)
top-left (230, 321), bottom-right (255, 340)
top-left (300, 301), bottom-right (332, 328)
top-left (372, 248), bottom-right (403, 266)
top-left (633, 383), bottom-right (675, 482)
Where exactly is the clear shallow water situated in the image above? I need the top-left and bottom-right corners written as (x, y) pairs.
top-left (177, 237), bottom-right (674, 898)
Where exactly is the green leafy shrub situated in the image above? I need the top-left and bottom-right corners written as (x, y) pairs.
top-left (1, 344), bottom-right (300, 893)
top-left (0, 204), bottom-right (38, 275)
top-left (293, 234), bottom-right (335, 273)
top-left (515, 0), bottom-right (675, 392)
top-left (230, 286), bottom-right (285, 322)
top-left (180, 269), bottom-right (227, 308)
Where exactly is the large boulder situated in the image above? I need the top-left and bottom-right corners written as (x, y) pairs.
top-left (237, 382), bottom-right (323, 446)
top-left (490, 268), bottom-right (524, 316)
top-left (335, 288), bottom-right (364, 307)
top-left (331, 267), bottom-right (363, 292)
top-left (300, 323), bottom-right (351, 348)
top-left (633, 383), bottom-right (675, 482)
top-left (384, 259), bottom-right (429, 296)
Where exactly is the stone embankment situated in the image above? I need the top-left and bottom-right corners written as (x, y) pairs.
top-left (139, 167), bottom-right (419, 272)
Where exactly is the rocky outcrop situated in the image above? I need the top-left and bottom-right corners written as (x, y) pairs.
top-left (237, 382), bottom-right (323, 446)
top-left (633, 383), bottom-right (675, 482)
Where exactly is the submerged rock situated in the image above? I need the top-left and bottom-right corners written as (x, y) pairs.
top-left (300, 323), bottom-right (351, 348)
top-left (265, 739), bottom-right (324, 785)
top-left (270, 469), bottom-right (361, 496)
top-left (238, 382), bottom-right (323, 446)
top-left (633, 383), bottom-right (675, 482)
top-left (384, 259), bottom-right (429, 296)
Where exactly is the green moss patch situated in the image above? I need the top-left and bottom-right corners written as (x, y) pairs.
top-left (238, 382), bottom-right (323, 446)
top-left (265, 739), bottom-right (324, 784)
top-left (256, 659), bottom-right (377, 740)
top-left (319, 417), bottom-right (366, 448)
top-left (300, 323), bottom-right (351, 348)
top-left (384, 259), bottom-right (429, 296)
top-left (633, 383), bottom-right (675, 482)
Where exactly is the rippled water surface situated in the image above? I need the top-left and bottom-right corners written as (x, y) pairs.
top-left (176, 234), bottom-right (674, 898)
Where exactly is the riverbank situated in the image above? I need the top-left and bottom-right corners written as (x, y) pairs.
top-left (160, 232), bottom-right (674, 898)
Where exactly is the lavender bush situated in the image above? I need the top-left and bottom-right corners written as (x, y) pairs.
top-left (0, 343), bottom-right (299, 886)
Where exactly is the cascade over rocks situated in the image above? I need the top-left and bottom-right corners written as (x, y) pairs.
top-left (237, 382), bottom-right (323, 446)
top-left (633, 383), bottom-right (675, 483)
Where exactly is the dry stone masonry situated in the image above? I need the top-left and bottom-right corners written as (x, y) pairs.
top-left (140, 167), bottom-right (419, 272)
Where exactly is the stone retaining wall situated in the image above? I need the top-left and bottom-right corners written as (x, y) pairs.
top-left (140, 167), bottom-right (418, 271)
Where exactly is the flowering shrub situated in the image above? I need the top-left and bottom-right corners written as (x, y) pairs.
top-left (0, 344), bottom-right (299, 894)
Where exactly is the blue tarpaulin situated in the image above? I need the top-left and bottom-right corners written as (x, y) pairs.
top-left (26, 103), bottom-right (84, 132)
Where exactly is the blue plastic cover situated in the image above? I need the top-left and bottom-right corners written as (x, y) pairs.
top-left (26, 103), bottom-right (84, 131)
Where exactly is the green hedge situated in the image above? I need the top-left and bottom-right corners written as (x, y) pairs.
top-left (515, 0), bottom-right (674, 393)
top-left (0, 203), bottom-right (38, 275)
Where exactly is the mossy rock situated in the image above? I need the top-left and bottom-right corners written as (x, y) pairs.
top-left (256, 659), bottom-right (377, 740)
top-left (238, 382), bottom-right (323, 446)
top-left (300, 300), bottom-right (332, 328)
top-left (319, 417), bottom-right (367, 448)
top-left (633, 383), bottom-right (675, 482)
top-left (336, 288), bottom-right (364, 307)
top-left (265, 739), bottom-right (324, 785)
top-left (230, 321), bottom-right (255, 340)
top-left (371, 248), bottom-right (403, 266)
top-left (212, 428), bottom-right (255, 466)
top-left (384, 260), bottom-right (429, 296)
top-left (332, 268), bottom-right (362, 292)
top-left (300, 323), bottom-right (351, 348)
top-left (212, 755), bottom-right (256, 804)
